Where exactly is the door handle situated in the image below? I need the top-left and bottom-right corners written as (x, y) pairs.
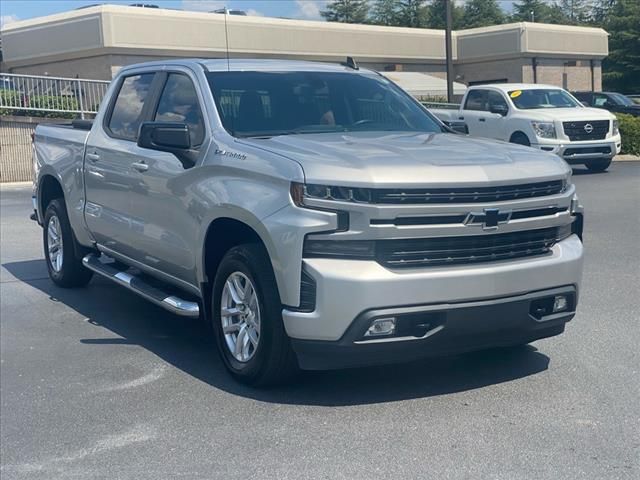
top-left (131, 161), bottom-right (149, 172)
top-left (458, 117), bottom-right (464, 120)
top-left (479, 118), bottom-right (486, 122)
top-left (86, 153), bottom-right (100, 162)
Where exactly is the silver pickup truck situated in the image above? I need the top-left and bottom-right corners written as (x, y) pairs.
top-left (32, 59), bottom-right (585, 386)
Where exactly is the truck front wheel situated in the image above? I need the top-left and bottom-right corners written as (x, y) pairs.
top-left (43, 199), bottom-right (93, 288)
top-left (510, 132), bottom-right (531, 146)
top-left (211, 243), bottom-right (298, 386)
top-left (585, 158), bottom-right (612, 172)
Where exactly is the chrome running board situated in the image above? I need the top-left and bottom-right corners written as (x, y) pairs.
top-left (82, 254), bottom-right (200, 318)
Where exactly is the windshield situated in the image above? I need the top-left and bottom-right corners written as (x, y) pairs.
top-left (508, 89), bottom-right (581, 109)
top-left (206, 71), bottom-right (443, 137)
top-left (609, 93), bottom-right (635, 106)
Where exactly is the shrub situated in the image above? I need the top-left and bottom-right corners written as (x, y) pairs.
top-left (0, 90), bottom-right (79, 119)
top-left (617, 113), bottom-right (640, 156)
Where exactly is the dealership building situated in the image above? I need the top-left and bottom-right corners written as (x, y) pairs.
top-left (0, 4), bottom-right (609, 91)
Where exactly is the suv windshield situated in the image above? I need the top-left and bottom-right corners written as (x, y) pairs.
top-left (508, 89), bottom-right (580, 109)
top-left (206, 71), bottom-right (444, 137)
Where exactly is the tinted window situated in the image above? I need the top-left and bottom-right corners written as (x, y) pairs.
top-left (487, 91), bottom-right (508, 110)
top-left (108, 74), bottom-right (154, 140)
top-left (464, 90), bottom-right (487, 111)
top-left (155, 74), bottom-right (205, 146)
top-left (508, 89), bottom-right (580, 109)
top-left (206, 71), bottom-right (443, 137)
top-left (593, 93), bottom-right (611, 107)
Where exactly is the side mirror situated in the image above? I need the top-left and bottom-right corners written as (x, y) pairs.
top-left (137, 122), bottom-right (196, 168)
top-left (445, 121), bottom-right (469, 134)
top-left (489, 104), bottom-right (508, 116)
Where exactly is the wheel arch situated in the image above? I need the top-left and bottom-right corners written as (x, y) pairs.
top-left (38, 174), bottom-right (65, 220)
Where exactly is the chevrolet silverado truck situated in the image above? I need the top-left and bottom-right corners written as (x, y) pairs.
top-left (32, 59), bottom-right (584, 386)
top-left (432, 83), bottom-right (621, 172)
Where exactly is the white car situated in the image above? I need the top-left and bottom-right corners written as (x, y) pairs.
top-left (432, 83), bottom-right (621, 172)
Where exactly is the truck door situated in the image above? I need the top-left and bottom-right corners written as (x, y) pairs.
top-left (483, 90), bottom-right (509, 141)
top-left (125, 71), bottom-right (209, 287)
top-left (460, 89), bottom-right (489, 137)
top-left (84, 72), bottom-right (158, 261)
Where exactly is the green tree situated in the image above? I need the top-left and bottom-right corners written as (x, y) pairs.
top-left (461, 0), bottom-right (505, 28)
top-left (558, 0), bottom-right (592, 24)
top-left (369, 0), bottom-right (401, 26)
top-left (320, 0), bottom-right (369, 23)
top-left (396, 0), bottom-right (430, 28)
top-left (426, 0), bottom-right (463, 29)
top-left (601, 0), bottom-right (640, 92)
top-left (512, 0), bottom-right (562, 23)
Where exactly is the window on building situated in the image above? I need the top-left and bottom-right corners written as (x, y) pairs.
top-left (154, 73), bottom-right (205, 146)
top-left (107, 73), bottom-right (154, 141)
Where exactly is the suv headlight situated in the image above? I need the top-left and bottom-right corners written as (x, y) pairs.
top-left (531, 121), bottom-right (556, 139)
top-left (612, 119), bottom-right (619, 136)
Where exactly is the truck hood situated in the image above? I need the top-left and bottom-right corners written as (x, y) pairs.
top-left (239, 132), bottom-right (571, 187)
top-left (524, 107), bottom-right (615, 122)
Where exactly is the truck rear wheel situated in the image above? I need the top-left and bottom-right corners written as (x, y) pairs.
top-left (43, 199), bottom-right (93, 288)
top-left (585, 158), bottom-right (612, 172)
top-left (211, 243), bottom-right (298, 386)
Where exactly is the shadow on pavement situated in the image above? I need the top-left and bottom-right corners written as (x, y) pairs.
top-left (3, 259), bottom-right (550, 406)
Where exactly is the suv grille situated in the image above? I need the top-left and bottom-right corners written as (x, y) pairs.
top-left (377, 227), bottom-right (562, 268)
top-left (563, 120), bottom-right (609, 141)
top-left (371, 180), bottom-right (564, 204)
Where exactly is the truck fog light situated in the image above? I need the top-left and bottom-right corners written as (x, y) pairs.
top-left (553, 295), bottom-right (568, 313)
top-left (364, 317), bottom-right (396, 337)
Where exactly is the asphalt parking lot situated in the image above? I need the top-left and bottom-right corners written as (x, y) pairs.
top-left (1, 163), bottom-right (639, 480)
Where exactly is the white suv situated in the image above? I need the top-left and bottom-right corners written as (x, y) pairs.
top-left (434, 84), bottom-right (621, 172)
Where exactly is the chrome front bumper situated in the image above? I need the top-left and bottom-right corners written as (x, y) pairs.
top-left (282, 234), bottom-right (584, 341)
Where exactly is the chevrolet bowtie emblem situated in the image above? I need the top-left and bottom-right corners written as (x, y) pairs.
top-left (465, 208), bottom-right (511, 230)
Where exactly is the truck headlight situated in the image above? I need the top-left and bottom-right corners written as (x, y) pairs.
top-left (531, 121), bottom-right (556, 139)
top-left (612, 119), bottom-right (619, 136)
top-left (291, 182), bottom-right (372, 205)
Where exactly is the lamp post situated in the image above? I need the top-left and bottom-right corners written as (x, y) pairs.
top-left (445, 0), bottom-right (454, 103)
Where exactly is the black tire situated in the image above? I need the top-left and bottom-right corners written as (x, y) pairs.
top-left (585, 158), bottom-right (612, 172)
top-left (510, 132), bottom-right (531, 146)
top-left (43, 199), bottom-right (93, 288)
top-left (211, 243), bottom-right (298, 386)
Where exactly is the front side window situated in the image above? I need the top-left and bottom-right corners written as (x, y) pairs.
top-left (508, 89), bottom-right (580, 109)
top-left (155, 73), bottom-right (205, 146)
top-left (108, 73), bottom-right (154, 140)
top-left (206, 71), bottom-right (443, 137)
top-left (487, 91), bottom-right (508, 110)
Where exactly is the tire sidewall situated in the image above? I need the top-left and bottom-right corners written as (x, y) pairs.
top-left (211, 245), bottom-right (280, 382)
top-left (43, 200), bottom-right (75, 284)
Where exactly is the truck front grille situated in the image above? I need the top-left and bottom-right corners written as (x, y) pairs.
top-left (371, 180), bottom-right (564, 204)
top-left (563, 120), bottom-right (609, 141)
top-left (377, 227), bottom-right (563, 268)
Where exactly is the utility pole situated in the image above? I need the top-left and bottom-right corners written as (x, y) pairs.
top-left (445, 0), bottom-right (454, 103)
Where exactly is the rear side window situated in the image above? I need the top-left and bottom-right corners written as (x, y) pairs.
top-left (464, 90), bottom-right (487, 111)
top-left (154, 73), bottom-right (205, 147)
top-left (108, 73), bottom-right (154, 141)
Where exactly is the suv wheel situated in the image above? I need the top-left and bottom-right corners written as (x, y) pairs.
top-left (43, 199), bottom-right (93, 287)
top-left (585, 158), bottom-right (612, 172)
top-left (211, 243), bottom-right (298, 386)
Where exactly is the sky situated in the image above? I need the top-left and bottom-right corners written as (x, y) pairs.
top-left (1, 0), bottom-right (519, 28)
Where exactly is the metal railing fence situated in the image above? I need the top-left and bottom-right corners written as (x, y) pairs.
top-left (421, 101), bottom-right (460, 110)
top-left (0, 73), bottom-right (110, 119)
